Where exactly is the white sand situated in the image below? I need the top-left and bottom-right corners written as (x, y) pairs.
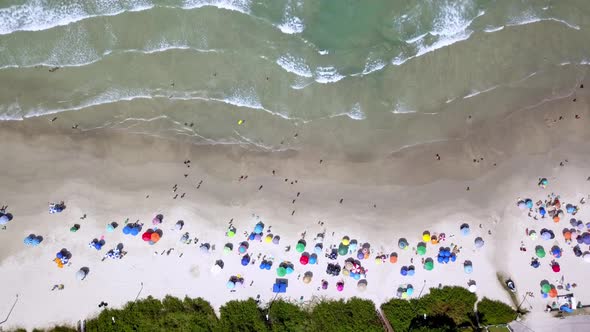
top-left (1, 90), bottom-right (590, 330)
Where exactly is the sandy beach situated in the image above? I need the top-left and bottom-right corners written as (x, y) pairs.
top-left (0, 77), bottom-right (590, 330)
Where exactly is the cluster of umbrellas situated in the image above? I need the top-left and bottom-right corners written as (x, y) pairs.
top-left (337, 236), bottom-right (358, 257)
top-left (122, 223), bottom-right (142, 236)
top-left (400, 265), bottom-right (416, 276)
top-left (49, 202), bottom-right (66, 214)
top-left (141, 229), bottom-right (162, 244)
top-left (397, 284), bottom-right (414, 298)
top-left (106, 222), bottom-right (118, 233)
top-left (576, 232), bottom-right (590, 245)
top-left (0, 211), bottom-right (13, 225)
top-left (355, 243), bottom-right (372, 260)
top-left (259, 260), bottom-right (273, 270)
top-left (299, 252), bottom-right (318, 265)
top-left (152, 214), bottom-right (164, 225)
top-left (437, 247), bottom-right (456, 264)
top-left (226, 275), bottom-right (244, 289)
top-left (248, 222), bottom-right (266, 242)
top-left (276, 262), bottom-right (295, 277)
top-left (343, 259), bottom-right (366, 280)
top-left (76, 268), bottom-right (89, 281)
top-left (568, 219), bottom-right (589, 230)
top-left (88, 238), bottom-right (105, 251)
top-left (23, 234), bottom-right (42, 246)
top-left (53, 248), bottom-right (71, 268)
top-left (241, 254), bottom-right (251, 266)
top-left (326, 263), bottom-right (341, 276)
top-left (540, 280), bottom-right (558, 298)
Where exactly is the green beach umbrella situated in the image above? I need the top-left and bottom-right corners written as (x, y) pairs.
top-left (417, 244), bottom-right (427, 256)
top-left (277, 266), bottom-right (287, 277)
top-left (338, 243), bottom-right (349, 256)
top-left (536, 246), bottom-right (546, 258)
top-left (296, 242), bottom-right (305, 253)
top-left (541, 283), bottom-right (551, 294)
top-left (424, 260), bottom-right (434, 271)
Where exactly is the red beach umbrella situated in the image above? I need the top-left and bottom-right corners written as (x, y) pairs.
top-left (142, 231), bottom-right (153, 241)
top-left (552, 263), bottom-right (560, 273)
top-left (300, 255), bottom-right (309, 265)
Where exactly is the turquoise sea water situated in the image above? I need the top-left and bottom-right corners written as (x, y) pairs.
top-left (0, 0), bottom-right (589, 155)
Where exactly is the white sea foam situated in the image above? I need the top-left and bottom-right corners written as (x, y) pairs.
top-left (218, 88), bottom-right (293, 120)
top-left (276, 54), bottom-right (312, 78)
top-left (318, 50), bottom-right (329, 55)
top-left (463, 85), bottom-right (498, 99)
top-left (361, 58), bottom-right (387, 75)
top-left (483, 26), bottom-right (504, 33)
top-left (392, 103), bottom-right (416, 114)
top-left (182, 0), bottom-right (252, 14)
top-left (314, 66), bottom-right (345, 84)
top-left (0, 0), bottom-right (154, 35)
top-left (507, 15), bottom-right (580, 31)
top-left (0, 102), bottom-right (24, 121)
top-left (346, 103), bottom-right (365, 120)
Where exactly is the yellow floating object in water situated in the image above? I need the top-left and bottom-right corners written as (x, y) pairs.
top-left (237, 119), bottom-right (244, 125)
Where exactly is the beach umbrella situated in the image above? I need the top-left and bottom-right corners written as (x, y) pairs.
top-left (460, 224), bottom-right (470, 236)
top-left (300, 254), bottom-right (309, 265)
top-left (531, 260), bottom-right (540, 268)
top-left (474, 237), bottom-right (485, 248)
top-left (357, 250), bottom-right (364, 260)
top-left (357, 280), bottom-right (367, 292)
top-left (286, 266), bottom-right (294, 275)
top-left (437, 256), bottom-right (444, 263)
top-left (535, 246), bottom-right (546, 258)
top-left (390, 253), bottom-right (398, 264)
top-left (551, 246), bottom-right (562, 258)
top-left (566, 204), bottom-right (576, 214)
top-left (539, 178), bottom-right (548, 187)
top-left (226, 281), bottom-right (235, 289)
top-left (551, 263), bottom-right (560, 272)
top-left (539, 207), bottom-right (546, 217)
top-left (152, 216), bottom-right (162, 225)
top-left (254, 234), bottom-right (262, 242)
top-left (400, 266), bottom-right (408, 276)
top-left (303, 274), bottom-right (312, 284)
top-left (583, 233), bottom-right (590, 245)
top-left (248, 233), bottom-right (256, 241)
top-left (106, 224), bottom-right (115, 232)
top-left (417, 243), bottom-right (427, 256)
top-left (468, 284), bottom-right (477, 293)
top-left (398, 238), bottom-right (408, 249)
top-left (309, 254), bottom-right (317, 265)
top-left (541, 230), bottom-right (553, 240)
top-left (200, 245), bottom-right (210, 254)
top-left (259, 261), bottom-right (267, 270)
top-left (407, 267), bottom-right (415, 276)
top-left (338, 243), bottom-right (348, 256)
top-left (265, 234), bottom-right (272, 243)
top-left (122, 225), bottom-right (131, 235)
top-left (175, 221), bottom-right (183, 231)
top-left (549, 288), bottom-right (558, 298)
top-left (272, 235), bottom-right (280, 244)
top-left (314, 244), bottom-right (323, 254)
top-left (541, 283), bottom-right (551, 294)
top-left (296, 241), bottom-right (305, 253)
top-left (223, 245), bottom-right (231, 254)
top-left (424, 260), bottom-right (434, 271)
top-left (528, 231), bottom-right (537, 240)
top-left (343, 269), bottom-right (351, 277)
top-left (150, 232), bottom-right (160, 243)
top-left (517, 201), bottom-right (527, 210)
top-left (131, 226), bottom-right (140, 236)
top-left (349, 240), bottom-right (358, 252)
top-left (76, 269), bottom-right (87, 281)
top-left (254, 222), bottom-right (264, 234)
top-left (525, 199), bottom-right (533, 209)
top-left (406, 286), bottom-right (414, 296)
top-left (277, 266), bottom-right (286, 277)
top-left (336, 282), bottom-right (344, 292)
top-left (211, 264), bottom-right (222, 274)
top-left (322, 280), bottom-right (329, 290)
top-left (241, 255), bottom-right (250, 266)
top-left (584, 253), bottom-right (590, 263)
top-left (464, 264), bottom-right (473, 274)
top-left (578, 221), bottom-right (586, 230)
top-left (227, 228), bottom-right (236, 237)
top-left (142, 231), bottom-right (152, 241)
top-left (422, 232), bottom-right (431, 242)
top-left (341, 236), bottom-right (350, 246)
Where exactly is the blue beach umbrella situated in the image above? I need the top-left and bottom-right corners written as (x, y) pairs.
top-left (249, 233), bottom-right (256, 241)
top-left (407, 267), bottom-right (415, 276)
top-left (406, 287), bottom-right (414, 296)
top-left (525, 199), bottom-right (533, 209)
top-left (460, 224), bottom-right (470, 236)
top-left (400, 266), bottom-right (408, 276)
top-left (254, 222), bottom-right (264, 234)
top-left (539, 207), bottom-right (546, 217)
top-left (286, 266), bottom-right (294, 274)
top-left (241, 255), bottom-right (250, 266)
top-left (123, 225), bottom-right (131, 234)
top-left (131, 227), bottom-right (140, 236)
top-left (309, 254), bottom-right (318, 265)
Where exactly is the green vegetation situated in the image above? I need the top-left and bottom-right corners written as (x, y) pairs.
top-left (309, 298), bottom-right (383, 332)
top-left (477, 298), bottom-right (517, 326)
top-left (487, 326), bottom-right (511, 332)
top-left (381, 286), bottom-right (481, 331)
top-left (17, 287), bottom-right (516, 332)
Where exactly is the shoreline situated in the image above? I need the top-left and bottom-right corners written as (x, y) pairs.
top-left (1, 84), bottom-right (590, 330)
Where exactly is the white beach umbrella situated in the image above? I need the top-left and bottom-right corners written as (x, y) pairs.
top-left (76, 269), bottom-right (87, 281)
top-left (583, 253), bottom-right (590, 263)
top-left (468, 284), bottom-right (477, 293)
